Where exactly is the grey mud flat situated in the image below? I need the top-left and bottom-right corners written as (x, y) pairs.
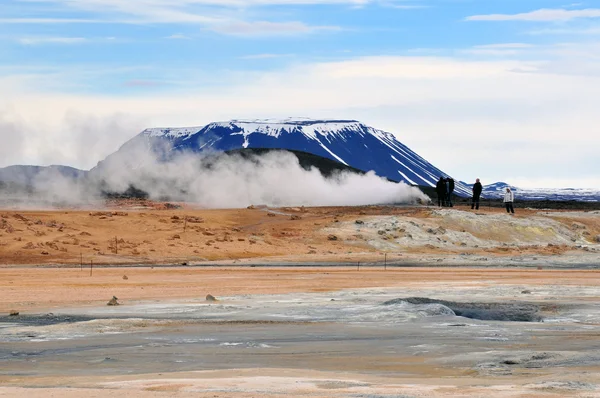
top-left (2, 267), bottom-right (600, 397)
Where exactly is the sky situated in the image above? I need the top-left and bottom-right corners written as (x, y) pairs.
top-left (1, 0), bottom-right (599, 188)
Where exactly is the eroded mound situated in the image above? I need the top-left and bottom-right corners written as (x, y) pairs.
top-left (383, 297), bottom-right (543, 322)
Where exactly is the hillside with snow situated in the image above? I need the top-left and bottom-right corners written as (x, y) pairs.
top-left (96, 118), bottom-right (472, 196)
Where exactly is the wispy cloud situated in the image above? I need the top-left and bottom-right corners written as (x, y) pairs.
top-left (240, 53), bottom-right (294, 59)
top-left (2, 0), bottom-right (346, 36)
top-left (210, 21), bottom-right (340, 36)
top-left (17, 36), bottom-right (87, 45)
top-left (528, 26), bottom-right (600, 35)
top-left (164, 34), bottom-right (191, 40)
top-left (466, 8), bottom-right (600, 22)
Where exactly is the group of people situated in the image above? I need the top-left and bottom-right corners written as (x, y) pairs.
top-left (436, 176), bottom-right (516, 214)
top-left (435, 177), bottom-right (455, 207)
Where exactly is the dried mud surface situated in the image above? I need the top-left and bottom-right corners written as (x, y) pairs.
top-left (1, 201), bottom-right (600, 397)
top-left (0, 200), bottom-right (599, 267)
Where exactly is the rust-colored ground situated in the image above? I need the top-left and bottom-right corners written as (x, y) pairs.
top-left (2, 201), bottom-right (597, 266)
top-left (3, 266), bottom-right (600, 313)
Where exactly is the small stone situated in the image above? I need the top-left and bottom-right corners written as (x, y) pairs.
top-left (9, 310), bottom-right (19, 316)
top-left (41, 251), bottom-right (49, 255)
top-left (206, 294), bottom-right (217, 302)
top-left (122, 275), bottom-right (128, 280)
top-left (107, 296), bottom-right (120, 306)
top-left (172, 234), bottom-right (181, 239)
top-left (267, 213), bottom-right (276, 217)
top-left (521, 290), bottom-right (531, 294)
top-left (327, 235), bottom-right (338, 241)
top-left (355, 220), bottom-right (364, 225)
top-left (290, 215), bottom-right (301, 221)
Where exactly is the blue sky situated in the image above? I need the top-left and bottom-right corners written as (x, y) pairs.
top-left (1, 0), bottom-right (600, 188)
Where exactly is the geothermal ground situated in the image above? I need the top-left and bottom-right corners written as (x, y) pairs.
top-left (1, 202), bottom-right (600, 397)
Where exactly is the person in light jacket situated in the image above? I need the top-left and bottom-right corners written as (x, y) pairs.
top-left (503, 187), bottom-right (515, 214)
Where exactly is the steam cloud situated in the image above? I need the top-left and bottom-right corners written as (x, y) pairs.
top-left (0, 140), bottom-right (430, 208)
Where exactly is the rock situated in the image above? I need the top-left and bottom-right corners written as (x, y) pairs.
top-left (247, 205), bottom-right (255, 209)
top-left (164, 203), bottom-right (182, 209)
top-left (290, 215), bottom-right (301, 220)
top-left (355, 220), bottom-right (364, 225)
top-left (595, 235), bottom-right (600, 243)
top-left (107, 296), bottom-right (120, 306)
top-left (41, 251), bottom-right (49, 255)
top-left (377, 230), bottom-right (386, 236)
top-left (206, 294), bottom-right (217, 302)
top-left (172, 234), bottom-right (181, 239)
top-left (122, 275), bottom-right (128, 280)
top-left (267, 213), bottom-right (276, 217)
top-left (171, 215), bottom-right (180, 220)
top-left (327, 234), bottom-right (338, 241)
top-left (521, 290), bottom-right (531, 294)
top-left (9, 310), bottom-right (19, 316)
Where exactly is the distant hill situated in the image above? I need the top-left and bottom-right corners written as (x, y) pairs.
top-left (94, 118), bottom-right (470, 196)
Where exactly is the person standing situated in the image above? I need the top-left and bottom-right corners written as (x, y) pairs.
top-left (436, 177), bottom-right (446, 207)
top-left (447, 178), bottom-right (455, 207)
top-left (504, 187), bottom-right (515, 214)
top-left (472, 178), bottom-right (483, 210)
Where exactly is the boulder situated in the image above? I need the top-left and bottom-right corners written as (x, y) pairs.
top-left (206, 294), bottom-right (217, 302)
top-left (107, 296), bottom-right (120, 306)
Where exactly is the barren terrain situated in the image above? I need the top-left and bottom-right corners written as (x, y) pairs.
top-left (1, 201), bottom-right (599, 267)
top-left (2, 201), bottom-right (600, 397)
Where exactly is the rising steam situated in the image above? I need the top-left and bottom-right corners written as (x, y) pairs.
top-left (0, 141), bottom-right (429, 208)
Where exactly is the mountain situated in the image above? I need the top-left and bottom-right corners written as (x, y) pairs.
top-left (0, 165), bottom-right (86, 187)
top-left (95, 118), bottom-right (471, 196)
top-left (480, 182), bottom-right (600, 202)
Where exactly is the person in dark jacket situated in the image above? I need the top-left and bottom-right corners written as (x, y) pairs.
top-left (446, 178), bottom-right (455, 207)
top-left (472, 178), bottom-right (482, 210)
top-left (436, 177), bottom-right (446, 207)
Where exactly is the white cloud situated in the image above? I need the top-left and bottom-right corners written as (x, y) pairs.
top-left (164, 34), bottom-right (191, 40)
top-left (1, 48), bottom-right (600, 188)
top-left (16, 36), bottom-right (87, 45)
top-left (209, 21), bottom-right (340, 36)
top-left (467, 8), bottom-right (600, 22)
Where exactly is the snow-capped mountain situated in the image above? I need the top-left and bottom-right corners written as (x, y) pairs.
top-left (98, 118), bottom-right (471, 196)
top-left (479, 182), bottom-right (600, 202)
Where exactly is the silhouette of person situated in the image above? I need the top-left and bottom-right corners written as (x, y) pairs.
top-left (472, 178), bottom-right (482, 210)
top-left (436, 177), bottom-right (446, 207)
top-left (504, 187), bottom-right (515, 214)
top-left (447, 178), bottom-right (455, 207)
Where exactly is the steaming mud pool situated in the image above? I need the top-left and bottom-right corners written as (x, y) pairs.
top-left (3, 280), bottom-right (600, 397)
